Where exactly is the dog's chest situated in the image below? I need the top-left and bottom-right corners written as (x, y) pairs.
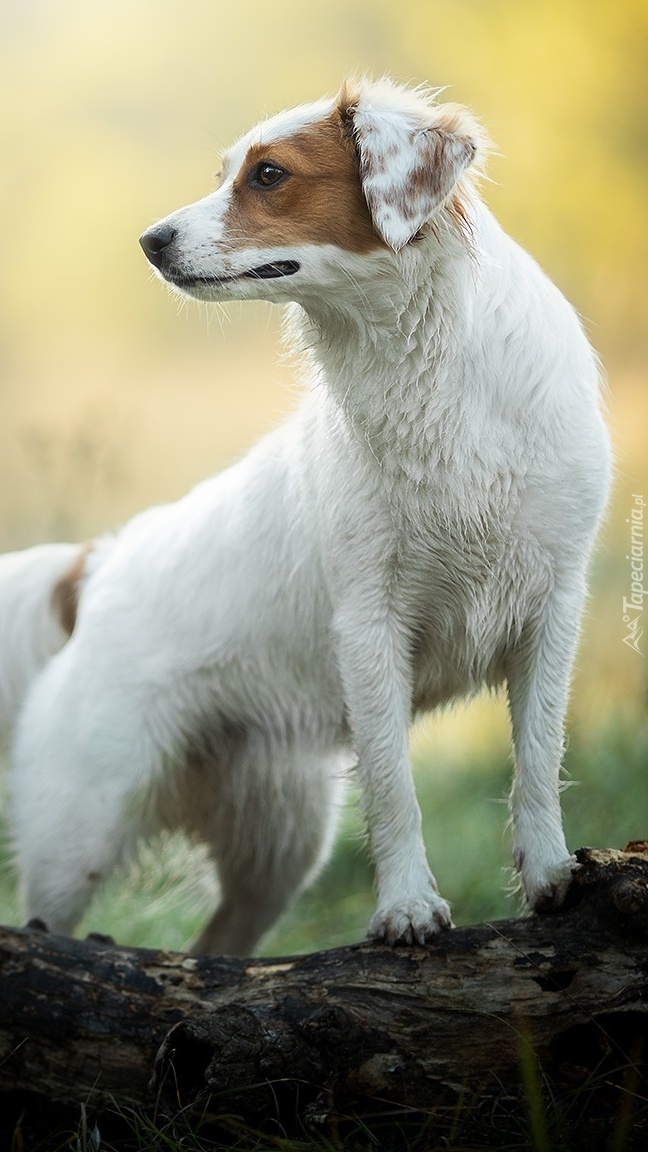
top-left (391, 493), bottom-right (538, 709)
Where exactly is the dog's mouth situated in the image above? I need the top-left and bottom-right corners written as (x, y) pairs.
top-left (168, 260), bottom-right (301, 289)
top-left (243, 260), bottom-right (301, 281)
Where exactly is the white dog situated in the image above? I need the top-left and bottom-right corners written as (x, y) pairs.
top-left (0, 78), bottom-right (610, 953)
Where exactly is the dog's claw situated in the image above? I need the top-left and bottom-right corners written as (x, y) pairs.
top-left (523, 855), bottom-right (579, 914)
top-left (368, 894), bottom-right (453, 946)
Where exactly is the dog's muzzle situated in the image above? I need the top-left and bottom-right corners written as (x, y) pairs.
top-left (139, 224), bottom-right (300, 286)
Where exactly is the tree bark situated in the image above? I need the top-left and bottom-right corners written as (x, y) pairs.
top-left (0, 845), bottom-right (647, 1131)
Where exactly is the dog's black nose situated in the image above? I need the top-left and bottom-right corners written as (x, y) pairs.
top-left (139, 223), bottom-right (177, 267)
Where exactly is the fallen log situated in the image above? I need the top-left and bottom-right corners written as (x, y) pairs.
top-left (0, 845), bottom-right (647, 1135)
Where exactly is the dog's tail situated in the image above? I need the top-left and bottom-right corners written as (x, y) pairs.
top-left (0, 542), bottom-right (90, 737)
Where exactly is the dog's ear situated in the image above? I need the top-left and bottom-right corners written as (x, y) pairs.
top-left (338, 81), bottom-right (480, 252)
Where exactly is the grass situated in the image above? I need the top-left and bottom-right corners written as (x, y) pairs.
top-left (1, 702), bottom-right (647, 955)
top-left (5, 1053), bottom-right (648, 1152)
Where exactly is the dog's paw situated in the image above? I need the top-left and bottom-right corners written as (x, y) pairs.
top-left (367, 893), bottom-right (453, 946)
top-left (521, 854), bottom-right (579, 914)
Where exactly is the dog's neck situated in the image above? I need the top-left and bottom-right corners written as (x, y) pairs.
top-left (294, 224), bottom-right (480, 483)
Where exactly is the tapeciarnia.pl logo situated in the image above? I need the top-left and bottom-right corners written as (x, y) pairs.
top-left (622, 493), bottom-right (645, 655)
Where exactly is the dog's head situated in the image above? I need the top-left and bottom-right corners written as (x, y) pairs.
top-left (140, 78), bottom-right (485, 306)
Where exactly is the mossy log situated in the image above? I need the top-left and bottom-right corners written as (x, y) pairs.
top-left (0, 845), bottom-right (647, 1132)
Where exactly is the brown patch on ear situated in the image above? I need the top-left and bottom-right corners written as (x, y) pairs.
top-left (407, 126), bottom-right (476, 206)
top-left (51, 543), bottom-right (93, 636)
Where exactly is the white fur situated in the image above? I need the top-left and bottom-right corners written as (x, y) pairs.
top-left (5, 79), bottom-right (611, 953)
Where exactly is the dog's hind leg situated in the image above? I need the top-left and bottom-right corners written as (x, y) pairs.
top-left (11, 651), bottom-right (167, 936)
top-left (191, 743), bottom-right (346, 956)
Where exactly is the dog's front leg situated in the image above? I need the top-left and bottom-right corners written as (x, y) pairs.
top-left (333, 594), bottom-right (452, 944)
top-left (506, 582), bottom-right (585, 912)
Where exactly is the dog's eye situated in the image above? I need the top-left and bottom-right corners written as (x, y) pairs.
top-left (251, 163), bottom-right (288, 189)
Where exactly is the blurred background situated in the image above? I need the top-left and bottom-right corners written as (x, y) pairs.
top-left (0, 0), bottom-right (646, 954)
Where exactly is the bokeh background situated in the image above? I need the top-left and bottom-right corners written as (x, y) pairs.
top-left (0, 0), bottom-right (646, 954)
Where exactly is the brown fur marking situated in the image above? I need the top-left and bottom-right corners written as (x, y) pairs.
top-left (51, 544), bottom-right (92, 636)
top-left (223, 111), bottom-right (385, 256)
